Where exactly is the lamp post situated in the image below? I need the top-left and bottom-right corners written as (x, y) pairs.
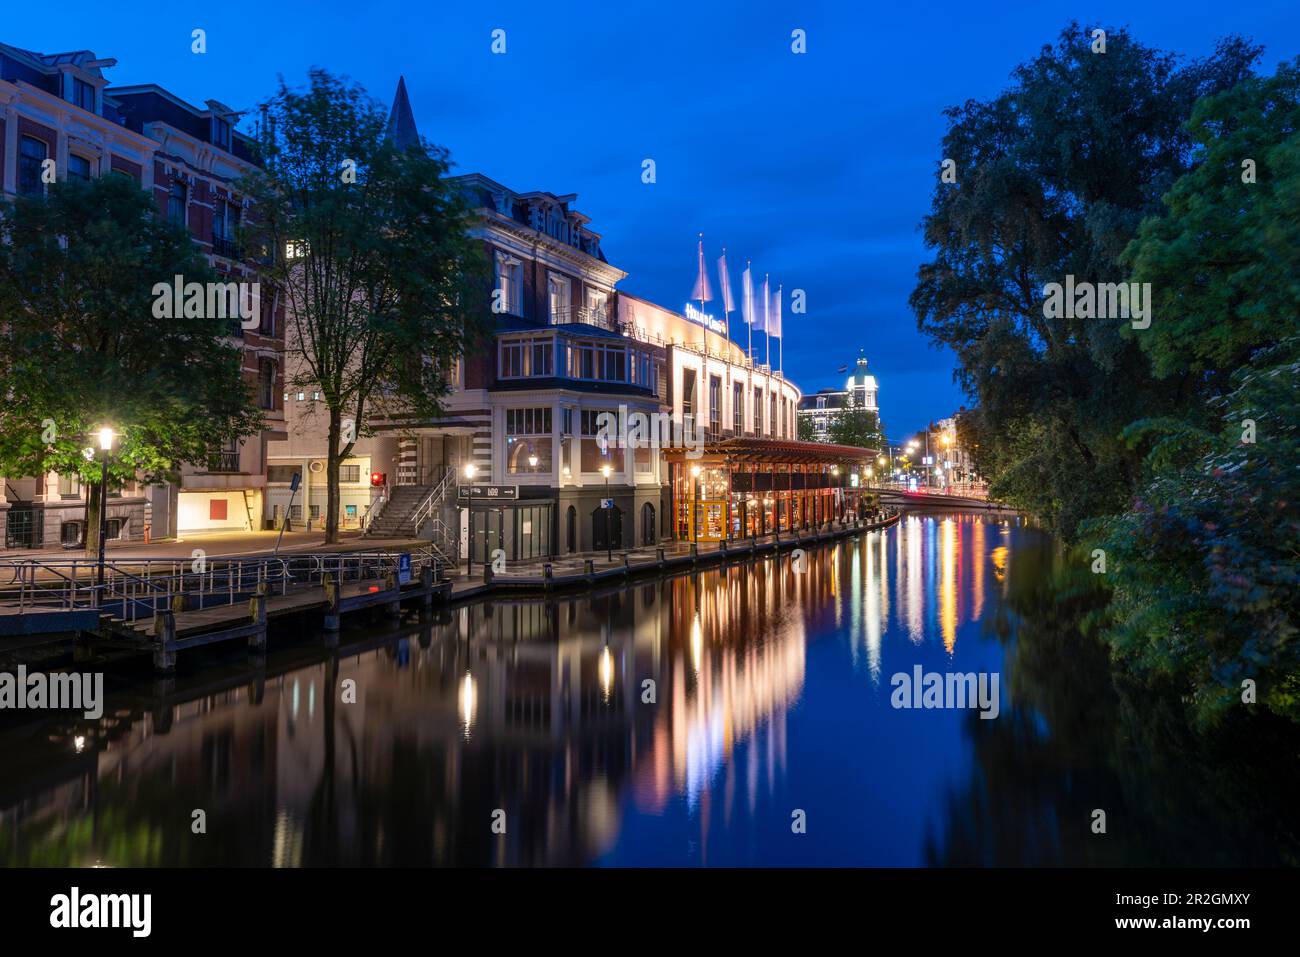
top-left (600, 463), bottom-right (613, 562)
top-left (689, 463), bottom-right (702, 544)
top-left (463, 462), bottom-right (477, 575)
top-left (93, 426), bottom-right (117, 602)
top-left (528, 453), bottom-right (539, 471)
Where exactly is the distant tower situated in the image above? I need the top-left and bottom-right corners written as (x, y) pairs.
top-left (386, 76), bottom-right (420, 150)
top-left (846, 353), bottom-right (878, 412)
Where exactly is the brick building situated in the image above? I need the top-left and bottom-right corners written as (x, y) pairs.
top-left (0, 41), bottom-right (284, 548)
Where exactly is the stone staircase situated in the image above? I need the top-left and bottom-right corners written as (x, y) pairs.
top-left (363, 485), bottom-right (436, 538)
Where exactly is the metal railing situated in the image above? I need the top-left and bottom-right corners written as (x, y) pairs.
top-left (0, 548), bottom-right (445, 623)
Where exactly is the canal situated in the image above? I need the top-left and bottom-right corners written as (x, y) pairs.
top-left (2, 510), bottom-right (1297, 866)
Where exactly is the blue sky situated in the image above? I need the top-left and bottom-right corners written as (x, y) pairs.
top-left (7, 1), bottom-right (1294, 437)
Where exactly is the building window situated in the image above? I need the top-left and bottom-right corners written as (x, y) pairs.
top-left (258, 358), bottom-right (276, 409)
top-left (585, 288), bottom-right (608, 323)
top-left (548, 273), bottom-right (570, 323)
top-left (506, 407), bottom-right (554, 474)
top-left (69, 77), bottom-right (96, 112)
top-left (770, 394), bottom-right (778, 438)
top-left (580, 409), bottom-right (615, 473)
top-left (168, 180), bottom-right (188, 226)
top-left (267, 465), bottom-right (300, 483)
top-left (499, 336), bottom-right (554, 378)
top-left (753, 388), bottom-right (763, 435)
top-left (733, 383), bottom-right (744, 435)
top-left (57, 473), bottom-right (82, 498)
top-left (212, 117), bottom-right (232, 151)
top-left (60, 521), bottom-right (84, 547)
top-left (339, 464), bottom-right (361, 483)
top-left (67, 154), bottom-right (92, 182)
top-left (104, 518), bottom-right (125, 540)
top-left (18, 137), bottom-right (48, 196)
top-left (494, 252), bottom-right (523, 316)
top-left (709, 376), bottom-right (722, 437)
top-left (213, 197), bottom-right (240, 258)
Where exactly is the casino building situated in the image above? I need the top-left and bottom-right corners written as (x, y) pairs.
top-left (271, 81), bottom-right (877, 565)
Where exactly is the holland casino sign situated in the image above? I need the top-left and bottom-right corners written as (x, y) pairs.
top-left (684, 303), bottom-right (726, 336)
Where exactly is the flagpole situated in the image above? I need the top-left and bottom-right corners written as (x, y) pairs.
top-left (777, 284), bottom-right (783, 378)
top-left (720, 246), bottom-right (731, 341)
top-left (764, 273), bottom-right (771, 369)
top-left (746, 259), bottom-right (753, 367)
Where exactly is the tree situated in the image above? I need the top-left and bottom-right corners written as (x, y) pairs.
top-left (1087, 60), bottom-right (1300, 726)
top-left (0, 175), bottom-right (264, 552)
top-left (910, 23), bottom-right (1260, 538)
top-left (827, 407), bottom-right (883, 450)
top-left (797, 416), bottom-right (815, 442)
top-left (241, 70), bottom-right (490, 543)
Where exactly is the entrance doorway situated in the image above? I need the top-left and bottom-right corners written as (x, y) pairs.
top-left (592, 505), bottom-right (622, 552)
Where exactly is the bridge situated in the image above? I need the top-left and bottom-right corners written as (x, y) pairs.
top-left (875, 483), bottom-right (1009, 512)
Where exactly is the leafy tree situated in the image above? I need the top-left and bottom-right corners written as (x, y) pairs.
top-left (241, 70), bottom-right (489, 543)
top-left (0, 175), bottom-right (263, 552)
top-left (797, 416), bottom-right (815, 442)
top-left (827, 407), bottom-right (883, 450)
top-left (1124, 59), bottom-right (1300, 388)
top-left (1087, 60), bottom-right (1300, 726)
top-left (910, 22), bottom-right (1260, 538)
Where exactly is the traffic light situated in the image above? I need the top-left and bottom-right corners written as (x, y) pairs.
top-left (370, 471), bottom-right (386, 487)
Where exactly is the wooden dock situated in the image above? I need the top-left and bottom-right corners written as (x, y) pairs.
top-left (98, 566), bottom-right (445, 672)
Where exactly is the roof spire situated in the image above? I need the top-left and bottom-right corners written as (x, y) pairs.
top-left (386, 75), bottom-right (420, 150)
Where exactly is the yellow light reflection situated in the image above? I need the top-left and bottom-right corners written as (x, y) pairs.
top-left (459, 671), bottom-right (476, 737)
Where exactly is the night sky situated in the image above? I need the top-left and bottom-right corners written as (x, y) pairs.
top-left (8, 1), bottom-right (1294, 438)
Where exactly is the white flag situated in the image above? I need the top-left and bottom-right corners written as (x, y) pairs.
top-left (691, 236), bottom-right (713, 304)
top-left (770, 284), bottom-right (782, 338)
top-left (742, 264), bottom-right (756, 327)
top-left (717, 250), bottom-right (735, 314)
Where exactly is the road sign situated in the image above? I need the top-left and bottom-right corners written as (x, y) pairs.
top-left (398, 553), bottom-right (412, 585)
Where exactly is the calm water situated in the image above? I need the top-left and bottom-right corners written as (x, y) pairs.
top-left (3, 511), bottom-right (1298, 867)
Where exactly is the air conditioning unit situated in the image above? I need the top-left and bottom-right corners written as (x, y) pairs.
top-left (308, 460), bottom-right (325, 474)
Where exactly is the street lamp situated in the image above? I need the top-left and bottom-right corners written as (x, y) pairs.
top-left (527, 453), bottom-right (539, 471)
top-left (689, 463), bottom-right (702, 544)
top-left (463, 463), bottom-right (477, 575)
top-left (600, 463), bottom-right (613, 562)
top-left (93, 426), bottom-right (118, 602)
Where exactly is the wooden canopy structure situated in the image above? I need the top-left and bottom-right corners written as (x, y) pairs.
top-left (662, 438), bottom-right (880, 542)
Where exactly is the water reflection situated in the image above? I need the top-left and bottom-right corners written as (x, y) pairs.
top-left (2, 511), bottom-right (1298, 867)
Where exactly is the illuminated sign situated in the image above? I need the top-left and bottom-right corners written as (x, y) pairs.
top-left (684, 302), bottom-right (726, 335)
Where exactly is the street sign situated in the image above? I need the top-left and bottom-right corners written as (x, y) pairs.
top-left (398, 553), bottom-right (412, 585)
top-left (289, 472), bottom-right (300, 492)
top-left (601, 498), bottom-right (613, 509)
top-left (457, 485), bottom-right (519, 501)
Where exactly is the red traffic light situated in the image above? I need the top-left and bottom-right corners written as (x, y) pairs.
top-left (370, 471), bottom-right (386, 487)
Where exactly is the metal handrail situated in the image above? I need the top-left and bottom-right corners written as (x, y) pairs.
top-left (411, 466), bottom-right (454, 537)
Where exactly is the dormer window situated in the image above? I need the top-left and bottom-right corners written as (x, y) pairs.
top-left (69, 77), bottom-right (96, 113)
top-left (212, 117), bottom-right (232, 151)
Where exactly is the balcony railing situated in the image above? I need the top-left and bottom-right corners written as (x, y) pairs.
top-left (211, 236), bottom-right (241, 260)
top-left (550, 305), bottom-right (612, 329)
top-left (209, 451), bottom-right (240, 473)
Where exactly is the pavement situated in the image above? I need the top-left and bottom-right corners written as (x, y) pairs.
top-left (0, 529), bottom-right (427, 562)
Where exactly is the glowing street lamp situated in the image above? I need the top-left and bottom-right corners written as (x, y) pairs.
top-left (91, 426), bottom-right (118, 601)
top-left (689, 463), bottom-right (702, 544)
top-left (463, 463), bottom-right (477, 575)
top-left (600, 463), bottom-right (614, 562)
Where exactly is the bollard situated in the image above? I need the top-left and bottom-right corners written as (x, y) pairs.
top-left (421, 566), bottom-right (434, 610)
top-left (323, 572), bottom-right (340, 635)
top-left (544, 563), bottom-right (554, 588)
top-left (384, 572), bottom-right (402, 620)
top-left (583, 559), bottom-right (595, 580)
top-left (690, 543), bottom-right (699, 563)
top-left (656, 547), bottom-right (665, 564)
top-left (622, 552), bottom-right (631, 575)
top-left (483, 564), bottom-right (494, 585)
top-left (248, 583), bottom-right (268, 651)
top-left (153, 610), bottom-right (177, 673)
